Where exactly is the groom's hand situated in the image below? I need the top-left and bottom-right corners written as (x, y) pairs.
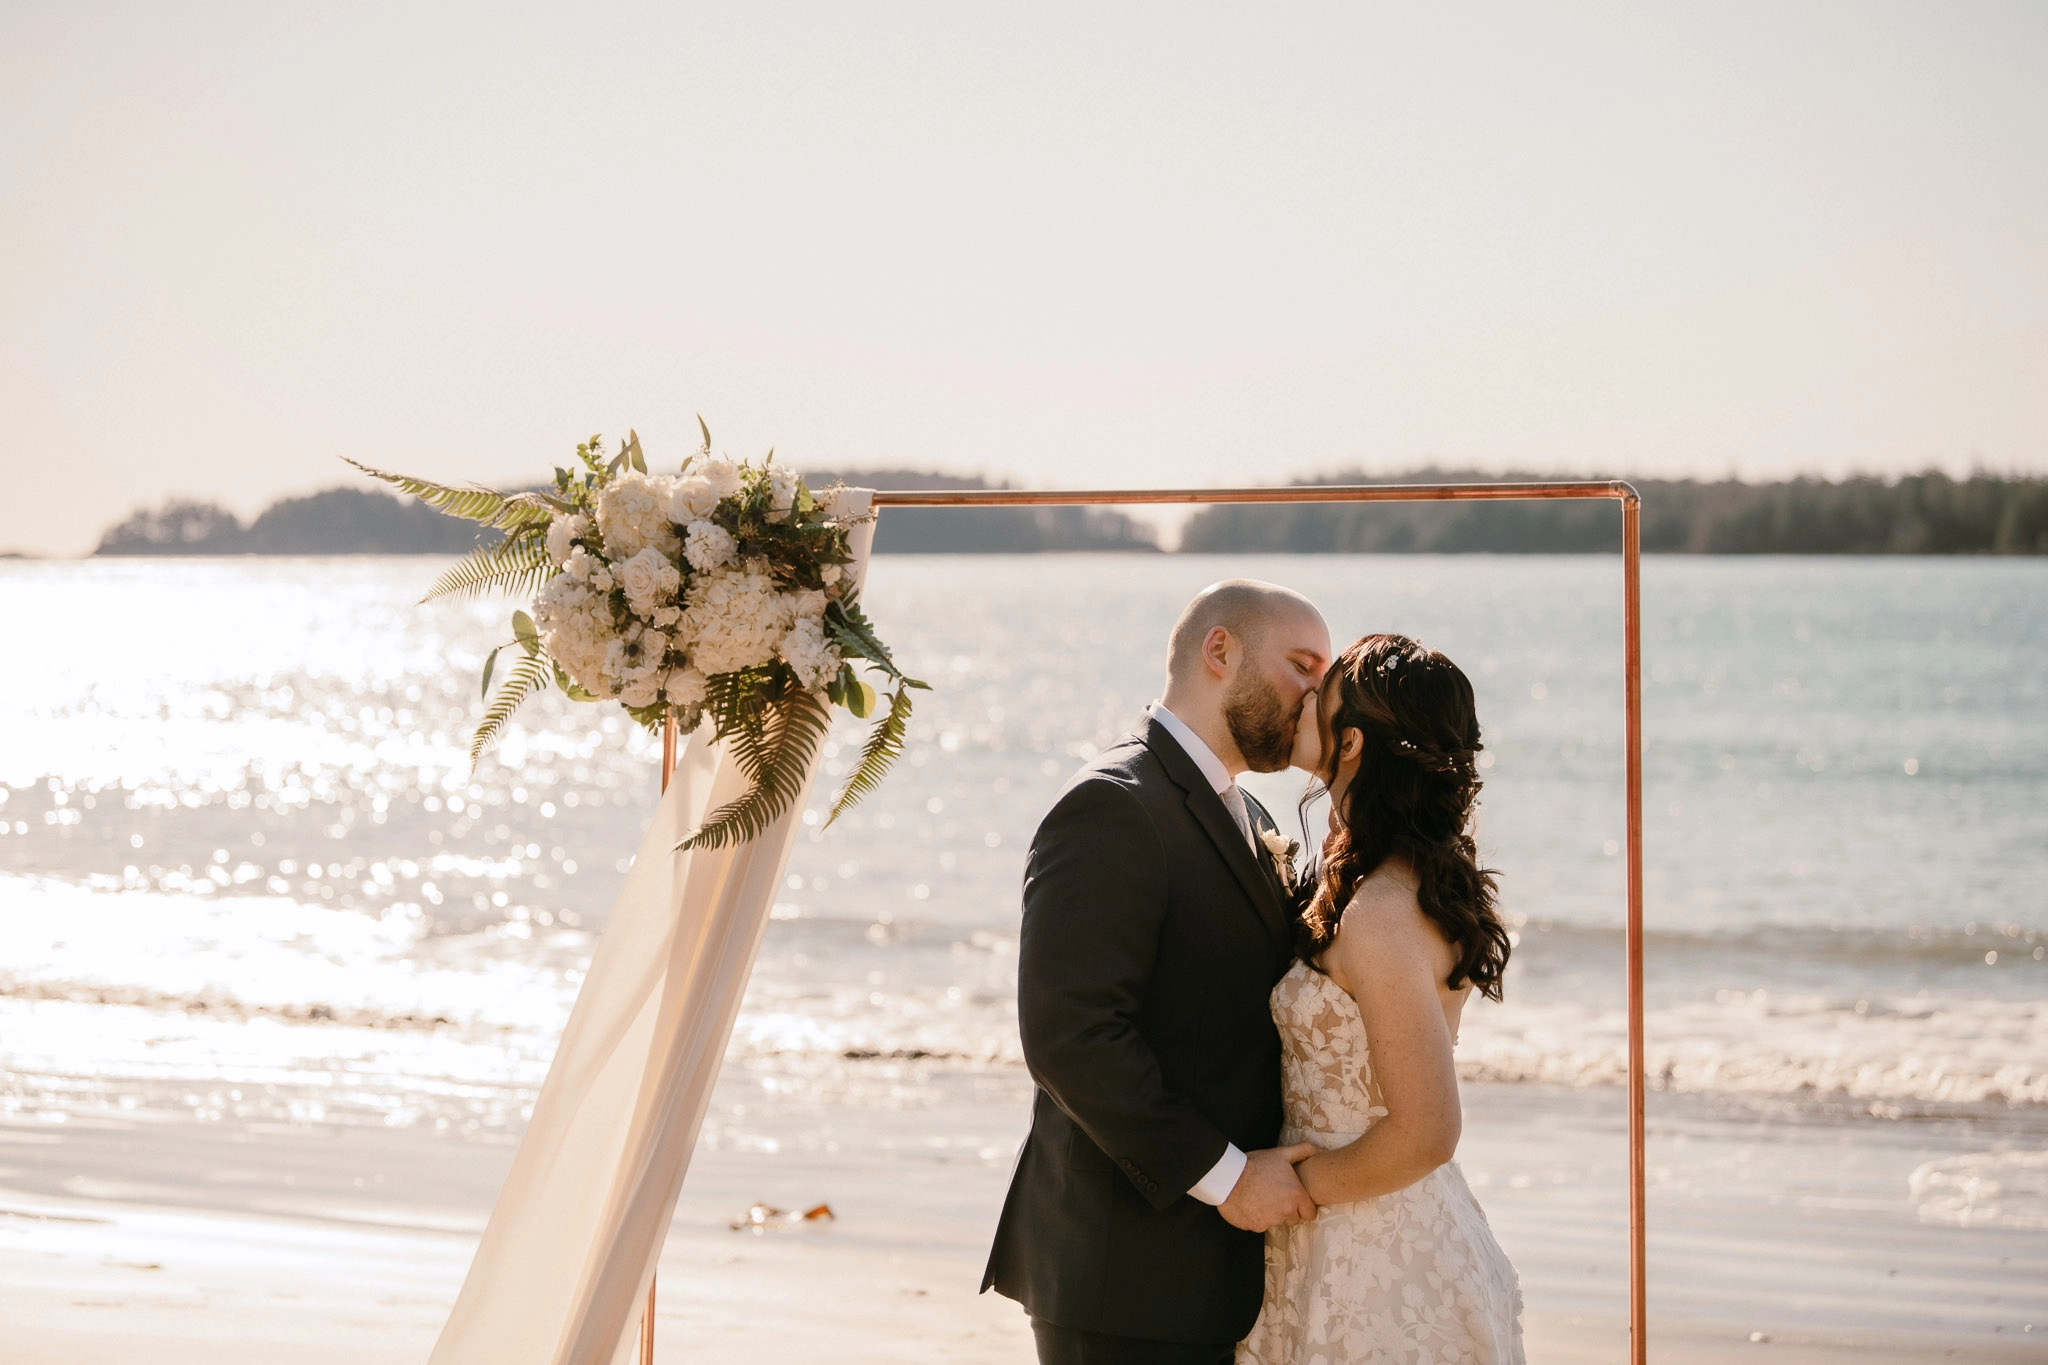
top-left (1218, 1142), bottom-right (1318, 1233)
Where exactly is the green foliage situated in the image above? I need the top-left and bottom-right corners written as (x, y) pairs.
top-left (846, 674), bottom-right (876, 718)
top-left (605, 431), bottom-right (648, 477)
top-left (680, 682), bottom-right (833, 852)
top-left (825, 595), bottom-right (915, 679)
top-left (818, 592), bottom-right (930, 829)
top-left (421, 532), bottom-right (552, 604)
top-left (827, 685), bottom-right (916, 826)
top-left (471, 652), bottom-right (554, 764)
top-left (345, 458), bottom-right (554, 531)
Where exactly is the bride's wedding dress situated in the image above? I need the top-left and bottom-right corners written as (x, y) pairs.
top-left (1238, 960), bottom-right (1524, 1365)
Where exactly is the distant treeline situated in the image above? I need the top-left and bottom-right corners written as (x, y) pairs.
top-left (94, 468), bottom-right (2048, 557)
top-left (97, 489), bottom-right (485, 555)
top-left (803, 469), bottom-right (1158, 553)
top-left (1178, 470), bottom-right (2048, 555)
top-left (94, 472), bottom-right (1159, 556)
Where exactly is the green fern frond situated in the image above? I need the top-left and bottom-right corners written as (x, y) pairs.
top-left (345, 458), bottom-right (554, 530)
top-left (703, 669), bottom-right (768, 743)
top-left (470, 651), bottom-right (554, 766)
top-left (422, 533), bottom-right (554, 604)
top-left (823, 595), bottom-right (924, 687)
top-left (680, 687), bottom-right (832, 852)
top-left (497, 492), bottom-right (559, 528)
top-left (826, 685), bottom-right (915, 826)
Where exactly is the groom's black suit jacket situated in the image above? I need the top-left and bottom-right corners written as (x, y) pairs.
top-left (982, 715), bottom-right (1298, 1346)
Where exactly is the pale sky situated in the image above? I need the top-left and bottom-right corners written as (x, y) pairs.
top-left (3, 2), bottom-right (2044, 555)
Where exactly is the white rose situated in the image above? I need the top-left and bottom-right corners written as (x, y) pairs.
top-left (618, 674), bottom-right (662, 709)
top-left (651, 604), bottom-right (681, 628)
top-left (668, 477), bottom-right (719, 522)
top-left (792, 589), bottom-right (829, 619)
top-left (699, 456), bottom-right (743, 501)
top-left (545, 513), bottom-right (588, 568)
top-left (663, 667), bottom-right (709, 710)
top-left (616, 546), bottom-right (682, 620)
top-left (683, 519), bottom-right (738, 573)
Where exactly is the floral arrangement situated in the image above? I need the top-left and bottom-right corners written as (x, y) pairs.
top-left (350, 424), bottom-right (925, 851)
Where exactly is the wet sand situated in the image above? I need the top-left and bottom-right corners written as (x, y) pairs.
top-left (1, 1076), bottom-right (2043, 1362)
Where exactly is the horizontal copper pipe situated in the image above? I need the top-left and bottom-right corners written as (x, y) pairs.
top-left (869, 480), bottom-right (1639, 508)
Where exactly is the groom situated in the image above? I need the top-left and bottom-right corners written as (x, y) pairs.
top-left (983, 580), bottom-right (1332, 1364)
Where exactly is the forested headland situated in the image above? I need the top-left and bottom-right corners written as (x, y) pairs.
top-left (1177, 469), bottom-right (2048, 554)
top-left (92, 468), bottom-right (2047, 556)
top-left (94, 473), bottom-right (1159, 556)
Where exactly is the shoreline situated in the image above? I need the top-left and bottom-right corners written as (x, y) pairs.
top-left (1, 1072), bottom-right (2042, 1361)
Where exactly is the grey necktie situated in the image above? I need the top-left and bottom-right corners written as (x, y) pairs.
top-left (1220, 784), bottom-right (1257, 850)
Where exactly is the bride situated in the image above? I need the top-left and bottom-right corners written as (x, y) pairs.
top-left (1239, 633), bottom-right (1525, 1364)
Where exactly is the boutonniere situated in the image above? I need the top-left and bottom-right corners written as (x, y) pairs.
top-left (1257, 827), bottom-right (1301, 893)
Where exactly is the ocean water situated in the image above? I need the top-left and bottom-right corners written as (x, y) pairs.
top-left (0, 554), bottom-right (2043, 1229)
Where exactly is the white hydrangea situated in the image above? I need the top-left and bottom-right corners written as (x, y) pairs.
top-left (792, 588), bottom-right (829, 619)
top-left (778, 613), bottom-right (841, 692)
top-left (683, 519), bottom-right (738, 573)
top-left (679, 561), bottom-right (794, 675)
top-left (616, 546), bottom-right (682, 620)
top-left (595, 471), bottom-right (679, 558)
top-left (589, 563), bottom-right (615, 593)
top-left (766, 465), bottom-right (801, 520)
top-left (545, 513), bottom-right (588, 568)
top-left (668, 476), bottom-right (719, 522)
top-left (820, 563), bottom-right (843, 586)
top-left (650, 604), bottom-right (681, 628)
top-left (664, 666), bottom-right (708, 710)
top-left (533, 574), bottom-right (616, 696)
top-left (698, 456), bottom-right (744, 502)
top-left (565, 545), bottom-right (601, 582)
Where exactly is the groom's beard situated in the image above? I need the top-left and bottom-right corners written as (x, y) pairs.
top-left (1224, 670), bottom-right (1296, 773)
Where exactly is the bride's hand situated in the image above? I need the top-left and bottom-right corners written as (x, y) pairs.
top-left (1289, 690), bottom-right (1321, 774)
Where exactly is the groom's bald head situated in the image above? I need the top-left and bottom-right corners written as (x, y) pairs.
top-left (1166, 579), bottom-right (1323, 685)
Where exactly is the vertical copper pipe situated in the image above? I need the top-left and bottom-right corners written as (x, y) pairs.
top-left (642, 715), bottom-right (680, 1365)
top-left (1621, 497), bottom-right (1647, 1363)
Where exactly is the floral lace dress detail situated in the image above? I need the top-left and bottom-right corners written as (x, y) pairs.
top-left (1237, 960), bottom-right (1524, 1365)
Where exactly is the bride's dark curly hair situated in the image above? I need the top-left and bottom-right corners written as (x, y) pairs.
top-left (1298, 633), bottom-right (1510, 999)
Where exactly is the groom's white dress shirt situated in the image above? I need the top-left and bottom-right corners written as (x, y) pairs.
top-left (1147, 702), bottom-right (1252, 1208)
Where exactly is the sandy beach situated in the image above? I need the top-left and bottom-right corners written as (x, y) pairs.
top-left (3, 1066), bottom-right (2042, 1363)
top-left (3, 555), bottom-right (2044, 1360)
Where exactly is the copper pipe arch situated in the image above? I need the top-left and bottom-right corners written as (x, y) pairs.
top-left (654, 480), bottom-right (1649, 1364)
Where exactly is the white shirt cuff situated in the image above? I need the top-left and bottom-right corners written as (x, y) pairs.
top-left (1187, 1143), bottom-right (1247, 1206)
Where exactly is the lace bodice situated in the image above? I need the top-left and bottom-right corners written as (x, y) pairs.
top-left (1270, 958), bottom-right (1390, 1142)
top-left (1240, 958), bottom-right (1524, 1363)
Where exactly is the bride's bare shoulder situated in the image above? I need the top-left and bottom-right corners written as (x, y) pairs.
top-left (1326, 866), bottom-right (1448, 975)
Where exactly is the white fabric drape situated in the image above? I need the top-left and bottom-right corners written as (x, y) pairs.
top-left (429, 490), bottom-right (875, 1365)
